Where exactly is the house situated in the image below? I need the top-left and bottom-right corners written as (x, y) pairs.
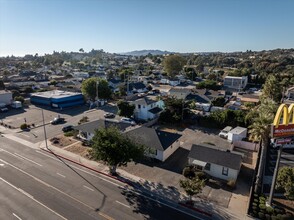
top-left (108, 78), bottom-right (122, 92)
top-left (130, 95), bottom-right (164, 121)
top-left (128, 82), bottom-right (147, 94)
top-left (223, 76), bottom-right (248, 90)
top-left (188, 144), bottom-right (242, 181)
top-left (169, 78), bottom-right (180, 86)
top-left (0, 90), bottom-right (13, 105)
top-left (169, 87), bottom-right (192, 100)
top-left (73, 119), bottom-right (131, 141)
top-left (71, 72), bottom-right (89, 79)
top-left (125, 126), bottom-right (182, 162)
top-left (227, 126), bottom-right (247, 143)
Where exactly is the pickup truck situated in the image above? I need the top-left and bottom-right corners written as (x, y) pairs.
top-left (50, 117), bottom-right (65, 125)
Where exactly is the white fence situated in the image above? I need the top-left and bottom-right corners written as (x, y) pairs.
top-left (233, 140), bottom-right (260, 152)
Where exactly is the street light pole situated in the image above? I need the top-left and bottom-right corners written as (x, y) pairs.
top-left (41, 109), bottom-right (49, 150)
top-left (268, 144), bottom-right (283, 206)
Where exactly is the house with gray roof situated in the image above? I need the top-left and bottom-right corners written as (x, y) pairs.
top-left (188, 144), bottom-right (242, 181)
top-left (125, 126), bottom-right (182, 162)
top-left (73, 119), bottom-right (131, 141)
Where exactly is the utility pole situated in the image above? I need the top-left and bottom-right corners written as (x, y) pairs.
top-left (96, 80), bottom-right (99, 106)
top-left (41, 109), bottom-right (49, 150)
top-left (268, 144), bottom-right (283, 206)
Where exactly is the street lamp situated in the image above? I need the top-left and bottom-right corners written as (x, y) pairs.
top-left (41, 108), bottom-right (49, 150)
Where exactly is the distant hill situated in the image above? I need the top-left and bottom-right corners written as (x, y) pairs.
top-left (121, 50), bottom-right (173, 56)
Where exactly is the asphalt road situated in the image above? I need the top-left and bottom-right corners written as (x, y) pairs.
top-left (0, 136), bottom-right (205, 220)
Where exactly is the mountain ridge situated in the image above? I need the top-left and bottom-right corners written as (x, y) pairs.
top-left (120, 49), bottom-right (174, 56)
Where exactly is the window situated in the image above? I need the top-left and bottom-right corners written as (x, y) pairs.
top-left (204, 163), bottom-right (211, 171)
top-left (222, 167), bottom-right (229, 176)
top-left (138, 105), bottom-right (141, 109)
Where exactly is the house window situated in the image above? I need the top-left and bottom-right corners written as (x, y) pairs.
top-left (143, 105), bottom-right (145, 108)
top-left (138, 105), bottom-right (141, 109)
top-left (204, 163), bottom-right (211, 171)
top-left (222, 167), bottom-right (229, 176)
top-left (195, 165), bottom-right (203, 171)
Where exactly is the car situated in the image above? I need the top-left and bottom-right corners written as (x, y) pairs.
top-left (104, 113), bottom-right (115, 118)
top-left (50, 117), bottom-right (65, 125)
top-left (62, 125), bottom-right (74, 132)
top-left (120, 117), bottom-right (136, 125)
top-left (0, 107), bottom-right (8, 112)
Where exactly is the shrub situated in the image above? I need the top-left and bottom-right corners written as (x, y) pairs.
top-left (252, 202), bottom-right (258, 207)
top-left (265, 214), bottom-right (271, 220)
top-left (20, 123), bottom-right (28, 130)
top-left (259, 204), bottom-right (266, 210)
top-left (64, 131), bottom-right (74, 137)
top-left (266, 207), bottom-right (274, 214)
top-left (254, 199), bottom-right (259, 203)
top-left (195, 171), bottom-right (207, 180)
top-left (182, 166), bottom-right (196, 179)
top-left (227, 179), bottom-right (236, 188)
top-left (258, 212), bottom-right (265, 219)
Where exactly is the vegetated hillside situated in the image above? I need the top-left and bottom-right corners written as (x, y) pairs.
top-left (121, 50), bottom-right (173, 56)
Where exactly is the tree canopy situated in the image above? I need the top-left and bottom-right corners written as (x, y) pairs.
top-left (117, 101), bottom-right (135, 118)
top-left (81, 77), bottom-right (112, 101)
top-left (163, 54), bottom-right (186, 77)
top-left (261, 75), bottom-right (282, 102)
top-left (91, 126), bottom-right (145, 174)
top-left (179, 177), bottom-right (205, 201)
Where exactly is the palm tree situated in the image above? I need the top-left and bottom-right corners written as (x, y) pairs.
top-left (248, 99), bottom-right (278, 193)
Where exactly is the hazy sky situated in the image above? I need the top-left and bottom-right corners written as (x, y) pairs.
top-left (0, 0), bottom-right (294, 56)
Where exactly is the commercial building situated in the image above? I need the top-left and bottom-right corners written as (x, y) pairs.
top-left (223, 76), bottom-right (248, 90)
top-left (30, 90), bottom-right (84, 108)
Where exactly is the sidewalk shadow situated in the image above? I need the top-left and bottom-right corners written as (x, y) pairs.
top-left (46, 148), bottom-right (107, 211)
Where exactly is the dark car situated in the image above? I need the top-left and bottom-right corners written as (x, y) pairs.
top-left (104, 113), bottom-right (115, 118)
top-left (62, 125), bottom-right (74, 132)
top-left (50, 117), bottom-right (65, 125)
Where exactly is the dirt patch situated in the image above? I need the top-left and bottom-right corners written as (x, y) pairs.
top-left (50, 135), bottom-right (78, 148)
top-left (64, 142), bottom-right (92, 159)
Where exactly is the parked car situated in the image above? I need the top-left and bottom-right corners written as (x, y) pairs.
top-left (62, 125), bottom-right (74, 132)
top-left (120, 117), bottom-right (136, 125)
top-left (104, 113), bottom-right (115, 118)
top-left (50, 117), bottom-right (65, 125)
top-left (0, 107), bottom-right (8, 112)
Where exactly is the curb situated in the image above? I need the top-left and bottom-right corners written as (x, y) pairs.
top-left (179, 202), bottom-right (212, 218)
top-left (40, 147), bottom-right (136, 187)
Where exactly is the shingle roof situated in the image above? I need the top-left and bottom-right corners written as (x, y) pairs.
top-left (186, 94), bottom-right (210, 103)
top-left (73, 119), bottom-right (130, 134)
top-left (188, 144), bottom-right (242, 170)
top-left (131, 96), bottom-right (158, 106)
top-left (129, 82), bottom-right (146, 90)
top-left (125, 127), bottom-right (182, 151)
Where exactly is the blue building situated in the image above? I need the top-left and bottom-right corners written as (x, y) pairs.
top-left (30, 90), bottom-right (84, 108)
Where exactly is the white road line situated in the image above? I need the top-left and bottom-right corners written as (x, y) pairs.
top-left (35, 150), bottom-right (124, 187)
top-left (83, 185), bottom-right (94, 192)
top-left (12, 213), bottom-right (22, 220)
top-left (0, 177), bottom-right (67, 220)
top-left (57, 173), bottom-right (66, 178)
top-left (0, 158), bottom-right (95, 211)
top-left (14, 153), bottom-right (43, 167)
top-left (115, 200), bottom-right (130, 208)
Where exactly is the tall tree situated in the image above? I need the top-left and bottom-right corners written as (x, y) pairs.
top-left (91, 127), bottom-right (145, 175)
top-left (261, 75), bottom-right (282, 102)
top-left (180, 177), bottom-right (205, 202)
top-left (117, 101), bottom-right (135, 118)
top-left (81, 77), bottom-right (112, 101)
top-left (163, 54), bottom-right (186, 77)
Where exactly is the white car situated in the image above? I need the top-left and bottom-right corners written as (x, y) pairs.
top-left (120, 117), bottom-right (136, 125)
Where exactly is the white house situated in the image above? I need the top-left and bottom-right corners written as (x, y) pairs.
top-left (223, 76), bottom-right (248, 90)
top-left (73, 119), bottom-right (131, 141)
top-left (0, 90), bottom-right (13, 105)
top-left (130, 95), bottom-right (164, 121)
top-left (227, 126), bottom-right (247, 143)
top-left (188, 144), bottom-right (242, 182)
top-left (125, 126), bottom-right (182, 162)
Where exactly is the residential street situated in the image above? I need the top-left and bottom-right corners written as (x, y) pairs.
top-left (0, 136), bottom-right (204, 220)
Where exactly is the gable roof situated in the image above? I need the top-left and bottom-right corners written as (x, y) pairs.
top-left (73, 119), bottom-right (131, 134)
top-left (108, 78), bottom-right (121, 84)
top-left (129, 82), bottom-right (146, 90)
top-left (186, 94), bottom-right (210, 104)
top-left (148, 107), bottom-right (163, 114)
top-left (125, 126), bottom-right (182, 151)
top-left (188, 144), bottom-right (242, 170)
top-left (131, 95), bottom-right (158, 106)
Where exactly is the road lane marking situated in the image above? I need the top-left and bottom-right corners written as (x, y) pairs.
top-left (0, 158), bottom-right (95, 211)
top-left (0, 163), bottom-right (4, 166)
top-left (57, 173), bottom-right (66, 178)
top-left (83, 185), bottom-right (94, 192)
top-left (35, 150), bottom-right (125, 187)
top-left (99, 212), bottom-right (114, 220)
top-left (0, 177), bottom-right (67, 220)
top-left (115, 200), bottom-right (130, 208)
top-left (12, 213), bottom-right (22, 220)
top-left (14, 153), bottom-right (43, 167)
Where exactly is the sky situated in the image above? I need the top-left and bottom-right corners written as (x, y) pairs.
top-left (0, 0), bottom-right (294, 56)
